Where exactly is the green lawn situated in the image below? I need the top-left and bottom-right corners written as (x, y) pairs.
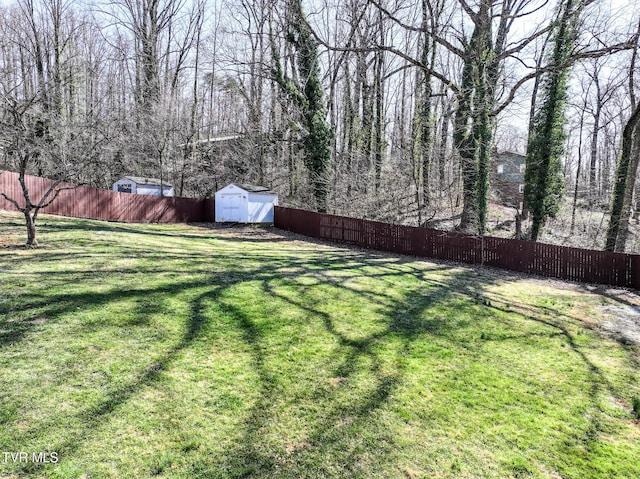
top-left (1, 211), bottom-right (639, 479)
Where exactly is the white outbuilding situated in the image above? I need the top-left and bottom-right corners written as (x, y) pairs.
top-left (215, 183), bottom-right (278, 223)
top-left (112, 176), bottom-right (175, 197)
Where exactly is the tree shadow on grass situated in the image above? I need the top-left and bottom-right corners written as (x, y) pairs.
top-left (469, 282), bottom-right (640, 474)
top-left (2, 228), bottom-right (639, 478)
top-left (9, 277), bottom-right (237, 476)
top-left (212, 262), bottom-right (640, 478)
top-left (3, 244), bottom-right (425, 476)
top-left (211, 265), bottom-right (499, 478)
top-left (40, 219), bottom-right (298, 245)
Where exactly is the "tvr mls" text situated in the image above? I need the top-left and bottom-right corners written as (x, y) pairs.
top-left (2, 452), bottom-right (59, 464)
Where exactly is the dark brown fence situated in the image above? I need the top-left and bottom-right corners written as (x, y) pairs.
top-left (274, 206), bottom-right (640, 290)
top-left (0, 170), bottom-right (214, 223)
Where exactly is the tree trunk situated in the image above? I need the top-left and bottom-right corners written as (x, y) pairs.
top-left (438, 99), bottom-right (451, 193)
top-left (522, 34), bottom-right (550, 222)
top-left (24, 211), bottom-right (38, 247)
top-left (588, 77), bottom-right (601, 202)
top-left (454, 0), bottom-right (497, 235)
top-left (613, 119), bottom-right (640, 251)
top-left (525, 0), bottom-right (580, 241)
top-left (373, 30), bottom-right (384, 192)
top-left (453, 29), bottom-right (478, 233)
top-left (605, 103), bottom-right (640, 251)
top-left (418, 0), bottom-right (435, 208)
top-left (571, 105), bottom-right (587, 233)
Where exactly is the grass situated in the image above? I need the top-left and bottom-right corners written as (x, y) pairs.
top-left (1, 210), bottom-right (639, 478)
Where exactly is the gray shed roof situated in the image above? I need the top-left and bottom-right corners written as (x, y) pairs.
top-left (121, 176), bottom-right (173, 187)
top-left (235, 183), bottom-right (276, 194)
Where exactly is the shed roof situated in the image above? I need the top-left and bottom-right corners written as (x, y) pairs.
top-left (120, 176), bottom-right (173, 187)
top-left (232, 183), bottom-right (277, 195)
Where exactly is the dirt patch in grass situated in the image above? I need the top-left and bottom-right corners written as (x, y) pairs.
top-left (599, 305), bottom-right (640, 345)
top-left (0, 236), bottom-right (22, 248)
top-left (190, 222), bottom-right (281, 236)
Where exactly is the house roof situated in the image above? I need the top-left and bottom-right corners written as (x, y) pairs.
top-left (177, 134), bottom-right (245, 148)
top-left (497, 150), bottom-right (526, 158)
top-left (121, 176), bottom-right (173, 187)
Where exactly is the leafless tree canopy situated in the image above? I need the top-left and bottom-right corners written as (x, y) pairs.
top-left (0, 0), bottom-right (638, 250)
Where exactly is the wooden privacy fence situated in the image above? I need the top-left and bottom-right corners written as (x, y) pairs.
top-left (274, 206), bottom-right (640, 290)
top-left (0, 170), bottom-right (214, 223)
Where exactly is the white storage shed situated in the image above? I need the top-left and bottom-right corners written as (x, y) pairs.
top-left (215, 183), bottom-right (278, 223)
top-left (112, 176), bottom-right (175, 197)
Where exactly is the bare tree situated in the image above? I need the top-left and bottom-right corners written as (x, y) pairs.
top-left (0, 95), bottom-right (80, 245)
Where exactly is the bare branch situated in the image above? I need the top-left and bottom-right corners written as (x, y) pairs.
top-left (0, 192), bottom-right (24, 213)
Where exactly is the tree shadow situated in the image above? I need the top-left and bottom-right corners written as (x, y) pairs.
top-left (211, 259), bottom-right (640, 478)
top-left (212, 263), bottom-right (500, 478)
top-left (2, 221), bottom-right (639, 478)
top-left (8, 274), bottom-right (238, 476)
top-left (469, 281), bottom-right (640, 469)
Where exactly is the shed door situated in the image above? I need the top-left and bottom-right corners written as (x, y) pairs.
top-left (220, 193), bottom-right (244, 222)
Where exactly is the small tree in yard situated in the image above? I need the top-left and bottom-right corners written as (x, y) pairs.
top-left (0, 96), bottom-right (78, 246)
top-left (0, 167), bottom-right (74, 247)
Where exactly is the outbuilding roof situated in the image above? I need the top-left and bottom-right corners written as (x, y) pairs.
top-left (233, 183), bottom-right (277, 194)
top-left (121, 176), bottom-right (173, 187)
top-left (497, 151), bottom-right (526, 159)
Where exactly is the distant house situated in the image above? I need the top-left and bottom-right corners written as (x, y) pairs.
top-left (112, 176), bottom-right (175, 197)
top-left (215, 183), bottom-right (278, 223)
top-left (493, 151), bottom-right (526, 208)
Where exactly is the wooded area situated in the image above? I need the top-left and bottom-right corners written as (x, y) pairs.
top-left (1, 0), bottom-right (639, 251)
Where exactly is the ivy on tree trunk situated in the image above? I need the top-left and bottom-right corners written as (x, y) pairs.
top-left (524, 0), bottom-right (582, 242)
top-left (453, 0), bottom-right (498, 236)
top-left (605, 104), bottom-right (640, 251)
top-left (271, 0), bottom-right (333, 212)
